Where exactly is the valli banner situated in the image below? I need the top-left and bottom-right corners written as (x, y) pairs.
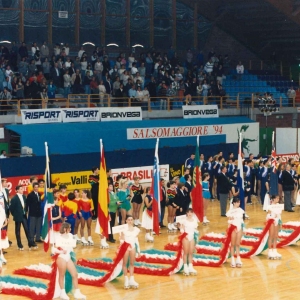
top-left (21, 107), bottom-right (142, 124)
top-left (182, 105), bottom-right (219, 119)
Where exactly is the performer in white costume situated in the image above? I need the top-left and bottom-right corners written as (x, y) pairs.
top-left (120, 215), bottom-right (140, 289)
top-left (180, 208), bottom-right (198, 276)
top-left (226, 197), bottom-right (244, 268)
top-left (266, 195), bottom-right (283, 259)
top-left (53, 222), bottom-right (86, 300)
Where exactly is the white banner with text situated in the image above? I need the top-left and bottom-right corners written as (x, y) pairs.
top-left (99, 107), bottom-right (142, 121)
top-left (182, 105), bottom-right (219, 119)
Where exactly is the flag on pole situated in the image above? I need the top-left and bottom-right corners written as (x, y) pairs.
top-left (191, 136), bottom-right (204, 222)
top-left (41, 142), bottom-right (54, 252)
top-left (237, 133), bottom-right (245, 210)
top-left (270, 131), bottom-right (278, 195)
top-left (96, 139), bottom-right (109, 238)
top-left (151, 138), bottom-right (161, 236)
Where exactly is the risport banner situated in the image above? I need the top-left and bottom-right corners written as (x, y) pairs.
top-left (61, 108), bottom-right (100, 123)
top-left (21, 107), bottom-right (142, 124)
top-left (5, 175), bottom-right (44, 195)
top-left (182, 105), bottom-right (219, 119)
top-left (127, 122), bottom-right (259, 155)
top-left (21, 109), bottom-right (63, 124)
top-left (100, 107), bottom-right (142, 121)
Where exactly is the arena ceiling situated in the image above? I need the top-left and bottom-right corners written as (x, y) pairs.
top-left (182, 0), bottom-right (300, 62)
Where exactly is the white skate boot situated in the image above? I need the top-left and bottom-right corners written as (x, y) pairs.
top-left (74, 234), bottom-right (81, 244)
top-left (236, 256), bottom-right (242, 268)
top-left (171, 223), bottom-right (178, 231)
top-left (124, 276), bottom-right (129, 289)
top-left (60, 289), bottom-right (70, 300)
top-left (183, 263), bottom-right (189, 276)
top-left (100, 237), bottom-right (109, 249)
top-left (188, 263), bottom-right (197, 275)
top-left (268, 249), bottom-right (275, 260)
top-left (273, 249), bottom-right (282, 259)
top-left (88, 236), bottom-right (94, 246)
top-left (230, 257), bottom-right (236, 268)
top-left (145, 232), bottom-right (154, 243)
top-left (137, 219), bottom-right (142, 225)
top-left (129, 276), bottom-right (139, 289)
top-left (167, 223), bottom-right (173, 233)
top-left (81, 237), bottom-right (88, 246)
top-left (134, 219), bottom-right (138, 226)
top-left (1, 252), bottom-right (7, 264)
top-left (73, 288), bottom-right (86, 300)
top-left (203, 216), bottom-right (210, 225)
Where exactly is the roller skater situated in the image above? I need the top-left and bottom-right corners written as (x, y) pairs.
top-left (167, 181), bottom-right (177, 233)
top-left (142, 187), bottom-right (155, 243)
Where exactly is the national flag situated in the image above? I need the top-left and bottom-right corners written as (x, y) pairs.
top-left (41, 142), bottom-right (54, 252)
top-left (237, 133), bottom-right (245, 210)
top-left (191, 136), bottom-right (204, 222)
top-left (270, 131), bottom-right (278, 195)
top-left (96, 139), bottom-right (109, 238)
top-left (151, 138), bottom-right (161, 235)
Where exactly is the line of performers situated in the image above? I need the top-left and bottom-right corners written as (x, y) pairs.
top-left (50, 193), bottom-right (283, 296)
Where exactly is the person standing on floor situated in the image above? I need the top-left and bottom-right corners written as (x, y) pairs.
top-left (10, 185), bottom-right (36, 250)
top-left (108, 183), bottom-right (121, 243)
top-left (281, 164), bottom-right (295, 212)
top-left (88, 167), bottom-right (99, 220)
top-left (130, 177), bottom-right (144, 226)
top-left (217, 166), bottom-right (231, 216)
top-left (160, 178), bottom-right (167, 228)
top-left (26, 182), bottom-right (43, 244)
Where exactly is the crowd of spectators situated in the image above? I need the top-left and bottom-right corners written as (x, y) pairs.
top-left (0, 42), bottom-right (237, 113)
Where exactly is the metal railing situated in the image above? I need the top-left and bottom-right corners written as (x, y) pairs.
top-left (0, 93), bottom-right (298, 116)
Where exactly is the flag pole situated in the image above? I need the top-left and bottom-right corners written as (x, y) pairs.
top-left (45, 142), bottom-right (54, 248)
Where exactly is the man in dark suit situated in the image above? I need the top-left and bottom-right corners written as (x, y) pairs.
top-left (1, 178), bottom-right (11, 247)
top-left (160, 178), bottom-right (167, 228)
top-left (217, 166), bottom-right (231, 216)
top-left (282, 164), bottom-right (295, 212)
top-left (10, 185), bottom-right (36, 250)
top-left (26, 182), bottom-right (43, 243)
top-left (50, 62), bottom-right (61, 88)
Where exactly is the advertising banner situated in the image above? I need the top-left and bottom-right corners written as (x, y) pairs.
top-left (182, 105), bottom-right (219, 119)
top-left (5, 175), bottom-right (44, 195)
top-left (100, 107), bottom-right (142, 121)
top-left (51, 171), bottom-right (91, 191)
top-left (127, 122), bottom-right (259, 155)
top-left (111, 164), bottom-right (169, 183)
top-left (21, 109), bottom-right (63, 124)
top-left (61, 108), bottom-right (100, 123)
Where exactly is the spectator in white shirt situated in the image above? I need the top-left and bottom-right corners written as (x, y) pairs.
top-left (128, 53), bottom-right (135, 69)
top-left (236, 61), bottom-right (244, 80)
top-left (142, 86), bottom-right (150, 110)
top-left (98, 80), bottom-right (106, 107)
top-left (134, 72), bottom-right (144, 89)
top-left (0, 150), bottom-right (7, 159)
top-left (131, 63), bottom-right (138, 76)
top-left (204, 59), bottom-right (214, 74)
top-left (78, 46), bottom-right (85, 59)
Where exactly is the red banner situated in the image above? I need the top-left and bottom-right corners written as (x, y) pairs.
top-left (5, 175), bottom-right (44, 196)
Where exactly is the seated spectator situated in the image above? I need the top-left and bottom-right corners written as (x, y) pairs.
top-left (78, 46), bottom-right (85, 59)
top-left (287, 86), bottom-right (296, 106)
top-left (71, 69), bottom-right (82, 94)
top-left (138, 62), bottom-right (146, 80)
top-left (54, 44), bottom-right (61, 58)
top-left (135, 86), bottom-right (144, 106)
top-left (236, 61), bottom-right (244, 80)
top-left (131, 62), bottom-right (138, 76)
top-left (3, 77), bottom-right (12, 92)
top-left (113, 76), bottom-right (120, 96)
top-left (115, 83), bottom-right (126, 107)
top-left (98, 80), bottom-right (106, 107)
top-left (134, 72), bottom-right (144, 89)
top-left (158, 82), bottom-right (167, 110)
top-left (0, 87), bottom-right (12, 115)
top-left (204, 59), bottom-right (214, 74)
top-left (63, 70), bottom-right (71, 98)
top-left (42, 58), bottom-right (50, 80)
top-left (83, 71), bottom-right (92, 94)
top-left (28, 59), bottom-right (37, 77)
top-left (142, 86), bottom-right (150, 110)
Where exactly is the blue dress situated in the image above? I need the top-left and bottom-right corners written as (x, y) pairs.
top-left (202, 181), bottom-right (211, 199)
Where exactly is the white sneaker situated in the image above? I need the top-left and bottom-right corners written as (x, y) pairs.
top-left (60, 289), bottom-right (70, 300)
top-left (183, 263), bottom-right (189, 275)
top-left (129, 276), bottom-right (139, 288)
top-left (73, 288), bottom-right (86, 300)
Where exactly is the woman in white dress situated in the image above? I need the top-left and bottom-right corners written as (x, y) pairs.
top-left (266, 195), bottom-right (283, 259)
top-left (121, 215), bottom-right (140, 289)
top-left (141, 187), bottom-right (154, 242)
top-left (180, 208), bottom-right (198, 275)
top-left (226, 198), bottom-right (244, 268)
top-left (54, 222), bottom-right (86, 300)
